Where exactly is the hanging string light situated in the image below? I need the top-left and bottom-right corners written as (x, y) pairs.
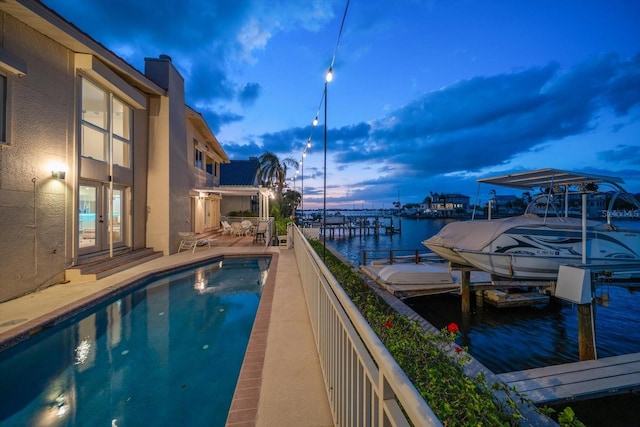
top-left (289, 0), bottom-right (350, 224)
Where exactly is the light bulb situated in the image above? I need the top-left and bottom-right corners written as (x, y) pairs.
top-left (313, 117), bottom-right (318, 126)
top-left (326, 67), bottom-right (333, 82)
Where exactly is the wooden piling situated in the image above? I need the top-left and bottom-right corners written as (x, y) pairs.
top-left (578, 303), bottom-right (597, 361)
top-left (461, 270), bottom-right (471, 314)
top-left (475, 290), bottom-right (484, 308)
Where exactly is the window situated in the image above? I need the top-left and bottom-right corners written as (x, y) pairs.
top-left (112, 98), bottom-right (131, 167)
top-left (0, 74), bottom-right (6, 144)
top-left (80, 77), bottom-right (132, 167)
top-left (206, 156), bottom-right (214, 175)
top-left (194, 146), bottom-right (203, 170)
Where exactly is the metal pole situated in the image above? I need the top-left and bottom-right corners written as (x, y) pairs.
top-left (582, 193), bottom-right (587, 264)
top-left (323, 81), bottom-right (327, 260)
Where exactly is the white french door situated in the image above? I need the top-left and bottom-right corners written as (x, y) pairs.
top-left (78, 182), bottom-right (126, 253)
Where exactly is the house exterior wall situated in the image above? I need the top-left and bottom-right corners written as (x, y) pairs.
top-left (0, 1), bottom-right (228, 302)
top-left (0, 11), bottom-right (74, 302)
top-left (145, 56), bottom-right (191, 254)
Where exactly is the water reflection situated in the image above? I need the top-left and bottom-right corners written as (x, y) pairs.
top-left (0, 257), bottom-right (269, 426)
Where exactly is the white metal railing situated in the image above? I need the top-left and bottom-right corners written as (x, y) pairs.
top-left (291, 225), bottom-right (442, 426)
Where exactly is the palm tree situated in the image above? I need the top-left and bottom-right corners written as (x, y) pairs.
top-left (257, 152), bottom-right (299, 204)
top-left (281, 189), bottom-right (302, 219)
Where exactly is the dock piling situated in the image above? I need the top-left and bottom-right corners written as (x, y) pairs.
top-left (578, 303), bottom-right (597, 361)
top-left (461, 270), bottom-right (471, 314)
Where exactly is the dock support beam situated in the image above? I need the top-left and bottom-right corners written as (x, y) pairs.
top-left (578, 303), bottom-right (597, 361)
top-left (461, 270), bottom-right (471, 314)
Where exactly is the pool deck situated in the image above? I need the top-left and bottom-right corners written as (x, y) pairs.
top-left (0, 235), bottom-right (334, 427)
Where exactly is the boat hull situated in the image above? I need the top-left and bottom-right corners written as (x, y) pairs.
top-left (425, 215), bottom-right (640, 280)
top-left (454, 249), bottom-right (640, 281)
top-left (455, 223), bottom-right (640, 280)
top-left (421, 241), bottom-right (472, 266)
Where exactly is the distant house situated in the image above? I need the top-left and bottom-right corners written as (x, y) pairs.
top-left (428, 193), bottom-right (470, 216)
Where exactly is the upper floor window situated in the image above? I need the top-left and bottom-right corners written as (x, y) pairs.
top-left (80, 77), bottom-right (132, 167)
top-left (0, 74), bottom-right (7, 144)
top-left (194, 145), bottom-right (203, 170)
top-left (206, 156), bottom-right (215, 176)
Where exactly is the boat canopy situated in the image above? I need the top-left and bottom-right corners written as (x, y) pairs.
top-left (476, 168), bottom-right (625, 190)
top-left (424, 216), bottom-right (602, 251)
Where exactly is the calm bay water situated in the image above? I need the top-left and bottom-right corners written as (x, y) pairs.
top-left (326, 216), bottom-right (640, 373)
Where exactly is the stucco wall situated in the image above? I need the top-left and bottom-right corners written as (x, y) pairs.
top-left (145, 56), bottom-right (190, 254)
top-left (0, 13), bottom-right (73, 302)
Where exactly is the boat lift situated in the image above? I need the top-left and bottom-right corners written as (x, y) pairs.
top-left (472, 169), bottom-right (640, 360)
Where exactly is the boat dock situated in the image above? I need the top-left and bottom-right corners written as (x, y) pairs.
top-left (496, 352), bottom-right (640, 405)
top-left (311, 215), bottom-right (401, 237)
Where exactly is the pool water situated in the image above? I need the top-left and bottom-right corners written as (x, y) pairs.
top-left (0, 256), bottom-right (270, 427)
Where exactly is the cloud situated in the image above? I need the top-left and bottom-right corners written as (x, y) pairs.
top-left (222, 141), bottom-right (263, 160)
top-left (238, 83), bottom-right (262, 106)
top-left (318, 53), bottom-right (640, 183)
top-left (194, 108), bottom-right (243, 135)
top-left (597, 145), bottom-right (640, 166)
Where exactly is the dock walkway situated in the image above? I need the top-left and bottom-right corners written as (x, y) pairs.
top-left (496, 352), bottom-right (640, 405)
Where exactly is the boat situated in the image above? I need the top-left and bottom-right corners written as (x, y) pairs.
top-left (360, 263), bottom-right (460, 298)
top-left (423, 169), bottom-right (640, 281)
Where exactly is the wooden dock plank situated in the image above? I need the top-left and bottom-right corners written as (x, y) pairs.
top-left (516, 373), bottom-right (640, 404)
top-left (497, 353), bottom-right (640, 404)
top-left (498, 353), bottom-right (640, 382)
top-left (502, 362), bottom-right (640, 392)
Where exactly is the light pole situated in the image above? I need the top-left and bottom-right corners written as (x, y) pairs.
top-left (323, 67), bottom-right (332, 259)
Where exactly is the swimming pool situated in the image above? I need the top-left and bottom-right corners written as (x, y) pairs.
top-left (0, 256), bottom-right (271, 426)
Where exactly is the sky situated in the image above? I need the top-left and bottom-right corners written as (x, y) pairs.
top-left (44, 0), bottom-right (640, 209)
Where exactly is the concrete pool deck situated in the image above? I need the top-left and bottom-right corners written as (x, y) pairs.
top-left (0, 236), bottom-right (334, 426)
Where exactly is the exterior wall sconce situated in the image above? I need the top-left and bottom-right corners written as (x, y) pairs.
top-left (199, 192), bottom-right (205, 200)
top-left (52, 170), bottom-right (66, 179)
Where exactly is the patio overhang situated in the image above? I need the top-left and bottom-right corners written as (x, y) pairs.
top-left (193, 186), bottom-right (274, 219)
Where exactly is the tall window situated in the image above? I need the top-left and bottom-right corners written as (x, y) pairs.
top-left (112, 98), bottom-right (131, 167)
top-left (194, 145), bottom-right (203, 169)
top-left (0, 74), bottom-right (7, 144)
top-left (81, 77), bottom-right (132, 167)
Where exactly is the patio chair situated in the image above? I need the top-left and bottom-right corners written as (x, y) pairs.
top-left (178, 232), bottom-right (199, 253)
top-left (254, 221), bottom-right (269, 243)
top-left (221, 221), bottom-right (233, 235)
top-left (241, 220), bottom-right (254, 236)
top-left (231, 222), bottom-right (244, 237)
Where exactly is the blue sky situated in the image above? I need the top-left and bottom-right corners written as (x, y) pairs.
top-left (44, 0), bottom-right (640, 209)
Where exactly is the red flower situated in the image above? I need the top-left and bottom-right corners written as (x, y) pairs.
top-left (447, 322), bottom-right (459, 334)
top-left (384, 320), bottom-right (394, 329)
top-left (454, 346), bottom-right (463, 353)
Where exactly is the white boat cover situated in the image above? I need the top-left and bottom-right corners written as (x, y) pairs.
top-left (376, 264), bottom-right (454, 285)
top-left (423, 215), bottom-right (600, 251)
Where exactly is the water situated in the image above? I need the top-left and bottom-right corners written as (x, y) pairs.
top-left (0, 256), bottom-right (270, 427)
top-left (325, 217), bottom-right (640, 372)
